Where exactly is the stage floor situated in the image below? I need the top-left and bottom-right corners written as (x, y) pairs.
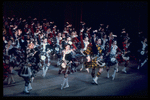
top-left (3, 59), bottom-right (148, 97)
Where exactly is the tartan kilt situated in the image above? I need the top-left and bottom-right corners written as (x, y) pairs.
top-left (137, 51), bottom-right (147, 62)
top-left (96, 45), bottom-right (102, 54)
top-left (84, 57), bottom-right (104, 69)
top-left (105, 55), bottom-right (118, 66)
top-left (116, 54), bottom-right (124, 63)
top-left (18, 64), bottom-right (32, 78)
top-left (3, 63), bottom-right (10, 81)
top-left (83, 46), bottom-right (93, 56)
top-left (60, 65), bottom-right (71, 74)
top-left (116, 54), bottom-right (130, 63)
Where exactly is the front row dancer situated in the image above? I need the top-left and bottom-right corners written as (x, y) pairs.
top-left (60, 44), bottom-right (75, 90)
top-left (105, 40), bottom-right (121, 80)
top-left (18, 42), bottom-right (38, 94)
top-left (137, 37), bottom-right (148, 69)
top-left (40, 38), bottom-right (52, 77)
top-left (83, 36), bottom-right (106, 85)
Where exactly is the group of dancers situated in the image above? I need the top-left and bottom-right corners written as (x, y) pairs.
top-left (3, 15), bottom-right (148, 93)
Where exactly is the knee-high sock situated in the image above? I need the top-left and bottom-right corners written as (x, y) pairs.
top-left (112, 69), bottom-right (117, 77)
top-left (28, 83), bottom-right (32, 90)
top-left (42, 67), bottom-right (45, 74)
top-left (61, 78), bottom-right (67, 90)
top-left (65, 77), bottom-right (69, 86)
top-left (141, 58), bottom-right (148, 67)
top-left (64, 77), bottom-right (69, 88)
top-left (81, 63), bottom-right (84, 69)
top-left (44, 67), bottom-right (48, 76)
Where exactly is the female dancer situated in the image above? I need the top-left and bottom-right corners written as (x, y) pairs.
top-left (121, 38), bottom-right (131, 73)
top-left (18, 42), bottom-right (37, 94)
top-left (60, 44), bottom-right (75, 90)
top-left (105, 40), bottom-right (121, 80)
top-left (83, 37), bottom-right (105, 85)
top-left (80, 35), bottom-right (92, 72)
top-left (101, 34), bottom-right (108, 52)
top-left (40, 38), bottom-right (52, 77)
top-left (3, 39), bottom-right (15, 84)
top-left (137, 37), bottom-right (148, 69)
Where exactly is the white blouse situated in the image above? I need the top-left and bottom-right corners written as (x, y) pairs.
top-left (83, 40), bottom-right (89, 51)
top-left (110, 45), bottom-right (118, 55)
top-left (141, 41), bottom-right (147, 51)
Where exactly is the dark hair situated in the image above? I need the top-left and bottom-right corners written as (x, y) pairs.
top-left (8, 39), bottom-right (12, 42)
top-left (112, 40), bottom-right (117, 44)
top-left (141, 36), bottom-right (147, 41)
top-left (64, 43), bottom-right (71, 48)
top-left (43, 37), bottom-right (47, 40)
top-left (84, 36), bottom-right (88, 39)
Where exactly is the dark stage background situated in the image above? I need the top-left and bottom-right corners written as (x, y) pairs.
top-left (3, 1), bottom-right (148, 55)
top-left (3, 1), bottom-right (147, 32)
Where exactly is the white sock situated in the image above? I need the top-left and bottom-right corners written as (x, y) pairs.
top-left (94, 76), bottom-right (98, 82)
top-left (44, 67), bottom-right (48, 76)
top-left (24, 86), bottom-right (29, 93)
top-left (61, 78), bottom-right (67, 90)
top-left (28, 83), bottom-right (32, 90)
top-left (80, 64), bottom-right (84, 71)
top-left (122, 67), bottom-right (126, 71)
top-left (107, 71), bottom-right (109, 78)
top-left (141, 59), bottom-right (147, 67)
top-left (112, 70), bottom-right (117, 80)
top-left (42, 67), bottom-right (45, 75)
top-left (64, 77), bottom-right (69, 88)
top-left (137, 65), bottom-right (140, 69)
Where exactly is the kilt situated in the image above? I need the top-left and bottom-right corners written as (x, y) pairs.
top-left (83, 46), bottom-right (93, 56)
top-left (18, 63), bottom-right (32, 78)
top-left (84, 57), bottom-right (104, 69)
top-left (3, 63), bottom-right (10, 81)
top-left (60, 60), bottom-right (71, 74)
top-left (60, 67), bottom-right (71, 75)
top-left (137, 51), bottom-right (147, 62)
top-left (105, 54), bottom-right (118, 66)
top-left (96, 45), bottom-right (102, 54)
top-left (116, 54), bottom-right (124, 63)
top-left (116, 54), bottom-right (130, 63)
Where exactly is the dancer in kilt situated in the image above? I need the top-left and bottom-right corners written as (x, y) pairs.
top-left (60, 44), bottom-right (75, 90)
top-left (137, 37), bottom-right (148, 69)
top-left (83, 36), bottom-right (106, 85)
top-left (117, 38), bottom-right (131, 73)
top-left (105, 40), bottom-right (121, 80)
top-left (18, 42), bottom-right (38, 94)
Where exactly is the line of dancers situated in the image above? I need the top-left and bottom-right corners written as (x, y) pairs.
top-left (3, 16), bottom-right (148, 93)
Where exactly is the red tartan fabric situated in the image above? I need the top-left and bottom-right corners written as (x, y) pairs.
top-left (3, 63), bottom-right (10, 81)
top-left (43, 26), bottom-right (47, 32)
top-left (22, 36), bottom-right (24, 40)
top-left (24, 28), bottom-right (28, 33)
top-left (9, 28), bottom-right (13, 37)
top-left (59, 40), bottom-right (62, 44)
top-left (31, 25), bottom-right (34, 35)
top-left (87, 32), bottom-right (91, 39)
top-left (28, 25), bottom-right (31, 29)
top-left (47, 39), bottom-right (52, 45)
top-left (72, 44), bottom-right (77, 50)
top-left (80, 34), bottom-right (84, 49)
top-left (116, 54), bottom-right (124, 63)
top-left (50, 33), bottom-right (53, 38)
top-left (52, 30), bottom-right (56, 37)
top-left (122, 42), bottom-right (128, 51)
top-left (73, 37), bottom-right (80, 43)
top-left (108, 39), bottom-right (112, 52)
